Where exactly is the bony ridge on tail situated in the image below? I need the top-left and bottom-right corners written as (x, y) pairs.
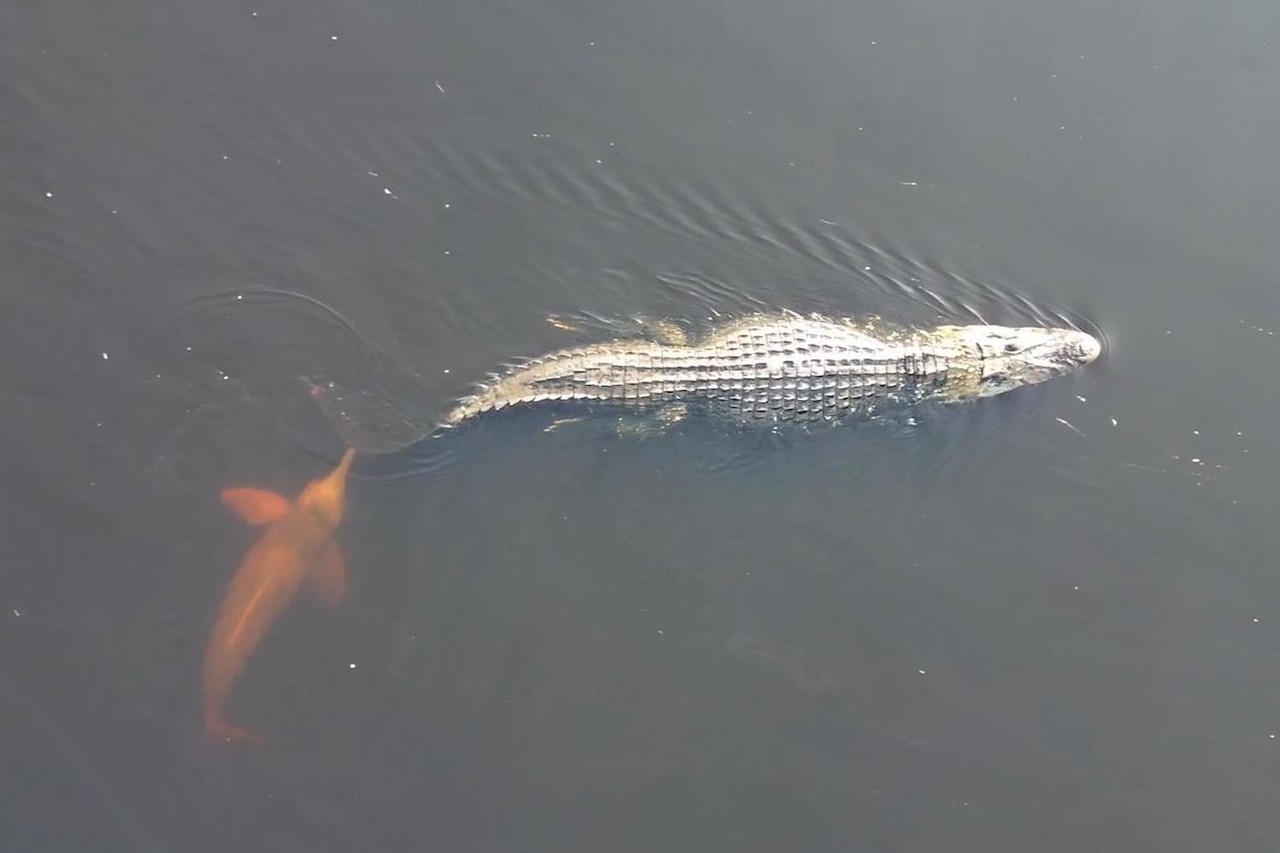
top-left (200, 448), bottom-right (356, 744)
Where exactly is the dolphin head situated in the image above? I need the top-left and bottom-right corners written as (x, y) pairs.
top-left (297, 448), bottom-right (357, 528)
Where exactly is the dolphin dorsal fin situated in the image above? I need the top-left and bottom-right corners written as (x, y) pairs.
top-left (220, 488), bottom-right (293, 525)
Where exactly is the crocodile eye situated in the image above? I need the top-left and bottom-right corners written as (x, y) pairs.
top-left (1003, 342), bottom-right (1020, 354)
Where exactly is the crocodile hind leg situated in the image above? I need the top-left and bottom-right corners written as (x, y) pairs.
top-left (613, 402), bottom-right (690, 438)
top-left (544, 313), bottom-right (690, 347)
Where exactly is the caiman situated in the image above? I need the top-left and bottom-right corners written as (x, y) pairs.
top-left (436, 313), bottom-right (1101, 428)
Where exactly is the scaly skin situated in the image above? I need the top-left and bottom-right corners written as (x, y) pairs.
top-left (440, 314), bottom-right (1100, 427)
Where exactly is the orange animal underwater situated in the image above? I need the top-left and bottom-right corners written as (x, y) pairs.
top-left (201, 449), bottom-right (356, 743)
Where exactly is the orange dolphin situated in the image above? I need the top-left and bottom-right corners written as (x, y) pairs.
top-left (201, 448), bottom-right (357, 743)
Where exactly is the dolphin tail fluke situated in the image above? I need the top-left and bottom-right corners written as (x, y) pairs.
top-left (202, 712), bottom-right (264, 747)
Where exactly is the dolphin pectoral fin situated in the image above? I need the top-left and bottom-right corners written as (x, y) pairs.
top-left (310, 542), bottom-right (347, 607)
top-left (221, 488), bottom-right (293, 525)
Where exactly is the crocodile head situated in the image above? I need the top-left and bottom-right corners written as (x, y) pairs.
top-left (942, 325), bottom-right (1102, 398)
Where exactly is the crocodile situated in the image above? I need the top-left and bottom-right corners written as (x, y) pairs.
top-left (438, 313), bottom-right (1101, 429)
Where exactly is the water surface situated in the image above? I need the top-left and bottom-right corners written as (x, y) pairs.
top-left (3, 1), bottom-right (1280, 850)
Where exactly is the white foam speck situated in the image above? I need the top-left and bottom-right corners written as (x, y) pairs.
top-left (1076, 395), bottom-right (1087, 402)
top-left (101, 352), bottom-right (109, 360)
top-left (1110, 417), bottom-right (1118, 426)
top-left (918, 669), bottom-right (926, 675)
top-left (348, 662), bottom-right (357, 669)
top-left (45, 191), bottom-right (53, 198)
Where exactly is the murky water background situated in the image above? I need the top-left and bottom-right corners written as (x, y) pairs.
top-left (4, 1), bottom-right (1280, 850)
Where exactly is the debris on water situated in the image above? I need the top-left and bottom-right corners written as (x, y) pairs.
top-left (101, 352), bottom-right (109, 360)
top-left (1054, 416), bottom-right (1085, 437)
top-left (434, 80), bottom-right (446, 94)
top-left (1076, 395), bottom-right (1087, 402)
top-left (1110, 417), bottom-right (1118, 426)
